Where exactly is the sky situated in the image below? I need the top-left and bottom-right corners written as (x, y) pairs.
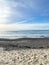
top-left (0, 0), bottom-right (49, 31)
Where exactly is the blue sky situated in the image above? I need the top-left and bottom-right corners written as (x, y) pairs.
top-left (0, 0), bottom-right (49, 31)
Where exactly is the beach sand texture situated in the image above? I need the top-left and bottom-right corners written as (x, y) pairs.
top-left (0, 38), bottom-right (49, 65)
top-left (0, 48), bottom-right (49, 65)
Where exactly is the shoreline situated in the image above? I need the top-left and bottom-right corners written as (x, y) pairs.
top-left (0, 37), bottom-right (49, 40)
top-left (0, 38), bottom-right (49, 49)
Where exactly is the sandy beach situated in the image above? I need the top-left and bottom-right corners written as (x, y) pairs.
top-left (0, 38), bottom-right (49, 65)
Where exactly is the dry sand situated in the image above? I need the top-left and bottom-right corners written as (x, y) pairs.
top-left (0, 38), bottom-right (49, 65)
top-left (0, 48), bottom-right (49, 65)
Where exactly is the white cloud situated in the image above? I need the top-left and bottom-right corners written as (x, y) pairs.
top-left (0, 0), bottom-right (11, 24)
top-left (0, 0), bottom-right (48, 24)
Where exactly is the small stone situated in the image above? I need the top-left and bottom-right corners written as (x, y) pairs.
top-left (44, 55), bottom-right (47, 59)
top-left (40, 63), bottom-right (43, 65)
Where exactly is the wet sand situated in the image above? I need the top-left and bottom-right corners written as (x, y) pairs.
top-left (0, 38), bottom-right (49, 65)
top-left (0, 38), bottom-right (49, 49)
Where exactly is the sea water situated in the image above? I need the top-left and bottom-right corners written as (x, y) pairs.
top-left (0, 30), bottom-right (49, 39)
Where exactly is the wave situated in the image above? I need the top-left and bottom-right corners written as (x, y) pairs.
top-left (0, 30), bottom-right (49, 39)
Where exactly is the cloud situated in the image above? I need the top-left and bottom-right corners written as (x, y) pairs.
top-left (0, 0), bottom-right (11, 24)
top-left (6, 0), bottom-right (49, 24)
top-left (0, 0), bottom-right (49, 31)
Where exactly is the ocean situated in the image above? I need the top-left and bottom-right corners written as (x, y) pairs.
top-left (0, 30), bottom-right (49, 39)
